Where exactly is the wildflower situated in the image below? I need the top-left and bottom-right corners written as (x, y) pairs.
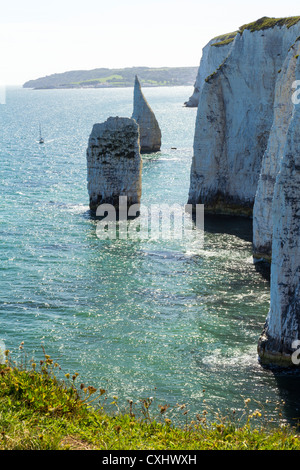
top-left (65, 373), bottom-right (70, 379)
top-left (88, 386), bottom-right (97, 395)
top-left (177, 404), bottom-right (186, 410)
top-left (159, 404), bottom-right (169, 414)
top-left (244, 398), bottom-right (251, 405)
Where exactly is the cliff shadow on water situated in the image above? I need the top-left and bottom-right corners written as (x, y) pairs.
top-left (200, 213), bottom-right (253, 242)
top-left (198, 213), bottom-right (271, 282)
top-left (261, 367), bottom-right (300, 428)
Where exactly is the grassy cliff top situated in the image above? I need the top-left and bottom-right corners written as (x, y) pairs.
top-left (239, 16), bottom-right (300, 33)
top-left (210, 16), bottom-right (300, 48)
top-left (211, 32), bottom-right (238, 47)
top-left (1, 350), bottom-right (300, 450)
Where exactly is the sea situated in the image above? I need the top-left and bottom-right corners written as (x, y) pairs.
top-left (1, 85), bottom-right (300, 426)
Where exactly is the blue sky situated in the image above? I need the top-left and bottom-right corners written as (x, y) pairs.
top-left (1, 0), bottom-right (300, 84)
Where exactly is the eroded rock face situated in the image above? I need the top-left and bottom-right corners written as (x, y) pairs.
top-left (188, 22), bottom-right (300, 216)
top-left (253, 40), bottom-right (300, 261)
top-left (188, 17), bottom-right (300, 367)
top-left (86, 117), bottom-right (142, 212)
top-left (184, 35), bottom-right (235, 108)
top-left (132, 76), bottom-right (161, 153)
top-left (258, 58), bottom-right (300, 366)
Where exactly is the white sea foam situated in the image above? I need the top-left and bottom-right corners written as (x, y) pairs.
top-left (202, 346), bottom-right (259, 370)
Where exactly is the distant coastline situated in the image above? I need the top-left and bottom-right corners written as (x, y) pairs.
top-left (23, 66), bottom-right (198, 90)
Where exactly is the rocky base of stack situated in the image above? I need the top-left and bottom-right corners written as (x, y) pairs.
top-left (188, 190), bottom-right (254, 217)
top-left (258, 328), bottom-right (297, 368)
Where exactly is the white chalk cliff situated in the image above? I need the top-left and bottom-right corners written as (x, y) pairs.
top-left (253, 39), bottom-right (300, 261)
top-left (86, 117), bottom-right (142, 212)
top-left (188, 18), bottom-right (300, 217)
top-left (184, 33), bottom-right (236, 108)
top-left (188, 17), bottom-right (300, 366)
top-left (258, 51), bottom-right (300, 366)
top-left (132, 76), bottom-right (161, 153)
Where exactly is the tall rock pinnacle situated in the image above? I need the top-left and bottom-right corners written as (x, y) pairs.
top-left (132, 76), bottom-right (161, 153)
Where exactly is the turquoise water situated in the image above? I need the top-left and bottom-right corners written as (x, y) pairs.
top-left (1, 86), bottom-right (300, 425)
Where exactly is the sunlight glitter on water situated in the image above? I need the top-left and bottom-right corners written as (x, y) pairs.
top-left (1, 86), bottom-right (293, 425)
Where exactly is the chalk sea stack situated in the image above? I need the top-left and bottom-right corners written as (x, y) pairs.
top-left (86, 117), bottom-right (142, 213)
top-left (132, 76), bottom-right (161, 153)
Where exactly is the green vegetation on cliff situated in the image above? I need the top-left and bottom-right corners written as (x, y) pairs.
top-left (1, 348), bottom-right (300, 450)
top-left (210, 17), bottom-right (300, 48)
top-left (211, 32), bottom-right (238, 47)
top-left (23, 66), bottom-right (198, 90)
top-left (239, 16), bottom-right (300, 33)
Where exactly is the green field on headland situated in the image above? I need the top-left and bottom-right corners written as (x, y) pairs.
top-left (23, 66), bottom-right (198, 90)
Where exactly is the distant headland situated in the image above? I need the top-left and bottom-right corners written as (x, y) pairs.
top-left (22, 66), bottom-right (198, 90)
